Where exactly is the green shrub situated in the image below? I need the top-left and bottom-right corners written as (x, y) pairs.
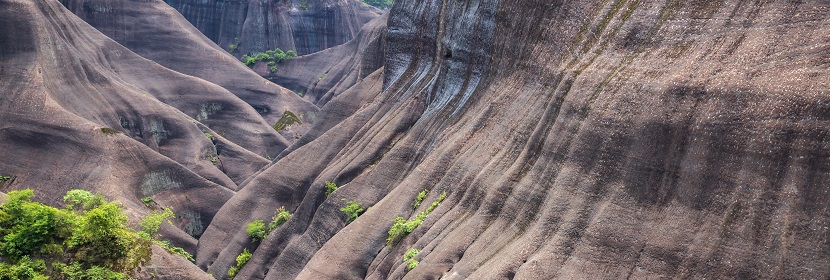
top-left (340, 201), bottom-right (365, 223)
top-left (325, 181), bottom-right (338, 197)
top-left (246, 220), bottom-right (267, 242)
top-left (140, 197), bottom-right (154, 208)
top-left (138, 208), bottom-right (174, 239)
top-left (0, 175), bottom-right (10, 182)
top-left (386, 192), bottom-right (447, 245)
top-left (0, 189), bottom-right (153, 278)
top-left (413, 190), bottom-right (427, 209)
top-left (270, 66), bottom-right (278, 73)
top-left (268, 206), bottom-right (291, 232)
top-left (403, 248), bottom-right (419, 270)
top-left (204, 133), bottom-right (215, 141)
top-left (227, 249), bottom-right (252, 279)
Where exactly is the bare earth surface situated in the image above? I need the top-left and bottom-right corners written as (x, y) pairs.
top-left (1, 0), bottom-right (829, 279)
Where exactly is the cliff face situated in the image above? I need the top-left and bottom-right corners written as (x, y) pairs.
top-left (164, 0), bottom-right (381, 56)
top-left (59, 0), bottom-right (320, 149)
top-left (197, 0), bottom-right (830, 279)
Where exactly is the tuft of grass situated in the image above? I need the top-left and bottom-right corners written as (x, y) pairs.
top-left (140, 197), bottom-right (154, 208)
top-left (204, 133), bottom-right (215, 141)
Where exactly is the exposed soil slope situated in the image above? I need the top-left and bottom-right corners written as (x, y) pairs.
top-left (164, 0), bottom-right (381, 56)
top-left (197, 0), bottom-right (830, 279)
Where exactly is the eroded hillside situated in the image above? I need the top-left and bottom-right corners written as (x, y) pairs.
top-left (1, 0), bottom-right (829, 279)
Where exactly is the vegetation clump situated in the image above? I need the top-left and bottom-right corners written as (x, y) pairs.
top-left (325, 181), bottom-right (338, 197)
top-left (340, 201), bottom-right (365, 223)
top-left (227, 248), bottom-right (251, 279)
top-left (100, 127), bottom-right (121, 135)
top-left (387, 192), bottom-right (447, 245)
top-left (0, 189), bottom-right (155, 279)
top-left (246, 207), bottom-right (292, 242)
top-left (273, 110), bottom-right (302, 131)
top-left (413, 189), bottom-right (427, 209)
top-left (240, 48), bottom-right (298, 71)
top-left (403, 248), bottom-right (419, 270)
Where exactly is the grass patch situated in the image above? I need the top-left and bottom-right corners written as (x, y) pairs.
top-left (403, 248), bottom-right (419, 270)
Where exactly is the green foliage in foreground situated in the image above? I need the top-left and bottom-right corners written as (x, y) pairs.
top-left (0, 189), bottom-right (193, 279)
top-left (0, 189), bottom-right (153, 279)
top-left (403, 248), bottom-right (419, 270)
top-left (340, 201), bottom-right (365, 223)
top-left (362, 0), bottom-right (393, 9)
top-left (387, 192), bottom-right (447, 245)
top-left (227, 248), bottom-right (251, 279)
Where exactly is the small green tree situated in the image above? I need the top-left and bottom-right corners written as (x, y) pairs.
top-left (246, 220), bottom-right (267, 242)
top-left (340, 201), bottom-right (365, 223)
top-left (268, 207), bottom-right (291, 232)
top-left (227, 248), bottom-right (252, 279)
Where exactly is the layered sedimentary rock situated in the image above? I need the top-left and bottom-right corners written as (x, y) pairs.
top-left (164, 0), bottom-right (382, 56)
top-left (197, 0), bottom-right (830, 279)
top-left (59, 0), bottom-right (319, 148)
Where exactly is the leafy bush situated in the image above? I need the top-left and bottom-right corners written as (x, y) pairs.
top-left (270, 66), bottom-right (278, 73)
top-left (138, 208), bottom-right (174, 239)
top-left (325, 181), bottom-right (338, 197)
top-left (413, 190), bottom-right (427, 209)
top-left (246, 220), bottom-right (267, 242)
top-left (403, 248), bottom-right (419, 270)
top-left (386, 192), bottom-right (447, 245)
top-left (239, 48), bottom-right (297, 68)
top-left (268, 206), bottom-right (291, 232)
top-left (247, 207), bottom-right (292, 242)
top-left (0, 189), bottom-right (154, 279)
top-left (340, 201), bottom-right (365, 223)
top-left (0, 175), bottom-right (10, 182)
top-left (227, 248), bottom-right (252, 279)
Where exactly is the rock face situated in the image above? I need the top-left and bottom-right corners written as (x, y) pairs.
top-left (196, 0), bottom-right (830, 279)
top-left (266, 13), bottom-right (388, 106)
top-left (164, 0), bottom-right (382, 56)
top-left (3, 0), bottom-right (830, 279)
top-left (59, 0), bottom-right (320, 150)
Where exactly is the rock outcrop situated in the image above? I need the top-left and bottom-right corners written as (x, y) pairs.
top-left (164, 0), bottom-right (382, 56)
top-left (59, 0), bottom-right (320, 149)
top-left (3, 0), bottom-right (830, 279)
top-left (196, 0), bottom-right (830, 279)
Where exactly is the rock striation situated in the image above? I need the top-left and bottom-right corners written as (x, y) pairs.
top-left (164, 0), bottom-right (382, 56)
top-left (196, 0), bottom-right (830, 279)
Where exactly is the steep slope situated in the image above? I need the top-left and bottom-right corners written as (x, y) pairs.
top-left (0, 0), bottom-right (283, 263)
top-left (263, 14), bottom-right (388, 106)
top-left (59, 0), bottom-right (319, 148)
top-left (164, 0), bottom-right (382, 56)
top-left (197, 0), bottom-right (830, 279)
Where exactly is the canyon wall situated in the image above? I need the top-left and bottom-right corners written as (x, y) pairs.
top-left (164, 0), bottom-right (381, 56)
top-left (198, 0), bottom-right (830, 279)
